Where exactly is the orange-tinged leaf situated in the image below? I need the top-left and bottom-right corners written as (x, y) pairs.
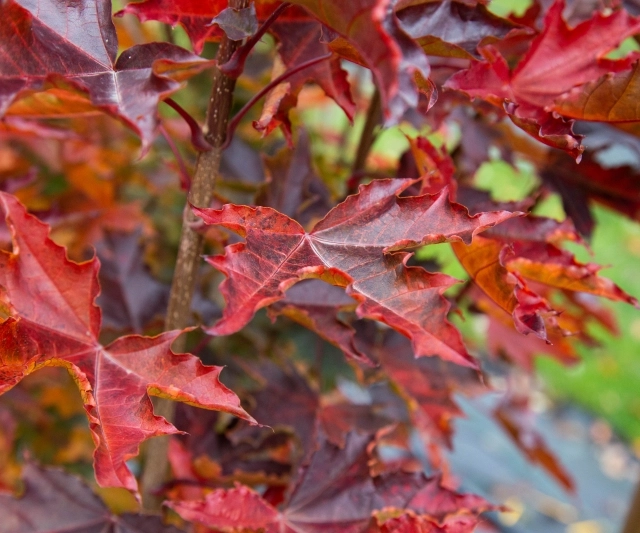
top-left (453, 214), bottom-right (638, 341)
top-left (503, 242), bottom-right (639, 306)
top-left (0, 193), bottom-right (254, 495)
top-left (555, 61), bottom-right (640, 122)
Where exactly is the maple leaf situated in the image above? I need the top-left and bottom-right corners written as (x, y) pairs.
top-left (256, 21), bottom-right (356, 141)
top-left (0, 0), bottom-right (213, 151)
top-left (269, 279), bottom-right (368, 363)
top-left (0, 462), bottom-right (182, 533)
top-left (447, 1), bottom-right (640, 107)
top-left (117, 1), bottom-right (309, 53)
top-left (171, 407), bottom-right (293, 487)
top-left (485, 312), bottom-right (580, 370)
top-left (256, 129), bottom-right (333, 227)
top-left (229, 358), bottom-right (321, 459)
top-left (555, 60), bottom-right (640, 122)
top-left (117, 0), bottom-right (228, 53)
top-left (452, 212), bottom-right (638, 341)
top-left (196, 178), bottom-right (516, 367)
top-left (396, 0), bottom-right (521, 60)
top-left (445, 1), bottom-right (640, 155)
top-left (288, 0), bottom-right (432, 123)
top-left (542, 149), bottom-right (640, 229)
top-left (212, 3), bottom-right (260, 41)
top-left (96, 229), bottom-right (169, 333)
top-left (318, 384), bottom-right (405, 449)
top-left (372, 511), bottom-right (479, 533)
top-left (0, 193), bottom-right (254, 494)
top-left (168, 432), bottom-right (496, 532)
top-left (377, 331), bottom-right (484, 446)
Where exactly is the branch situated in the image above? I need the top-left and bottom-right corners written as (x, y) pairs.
top-left (139, 0), bottom-right (250, 511)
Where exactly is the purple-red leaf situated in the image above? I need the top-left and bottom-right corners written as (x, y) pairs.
top-left (0, 462), bottom-right (181, 533)
top-left (397, 0), bottom-right (522, 60)
top-left (445, 1), bottom-right (640, 155)
top-left (196, 179), bottom-right (516, 367)
top-left (169, 432), bottom-right (496, 532)
top-left (0, 0), bottom-right (213, 151)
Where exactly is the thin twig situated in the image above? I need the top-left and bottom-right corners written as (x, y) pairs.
top-left (348, 87), bottom-right (382, 194)
top-left (139, 0), bottom-right (250, 511)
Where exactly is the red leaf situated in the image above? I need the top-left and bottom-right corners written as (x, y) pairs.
top-left (0, 193), bottom-right (254, 494)
top-left (196, 179), bottom-right (516, 367)
top-left (117, 1), bottom-right (309, 53)
top-left (374, 511), bottom-right (479, 533)
top-left (453, 211), bottom-right (637, 342)
top-left (257, 129), bottom-right (333, 227)
top-left (0, 0), bottom-right (213, 151)
top-left (289, 0), bottom-right (432, 122)
top-left (445, 1), bottom-right (640, 155)
top-left (257, 21), bottom-right (356, 139)
top-left (117, 0), bottom-right (228, 53)
top-left (0, 462), bottom-right (182, 533)
top-left (169, 432), bottom-right (495, 532)
top-left (96, 229), bottom-right (169, 333)
top-left (232, 358), bottom-right (320, 458)
top-left (377, 332), bottom-right (485, 445)
top-left (542, 149), bottom-right (640, 225)
top-left (447, 1), bottom-right (640, 108)
top-left (212, 4), bottom-right (259, 41)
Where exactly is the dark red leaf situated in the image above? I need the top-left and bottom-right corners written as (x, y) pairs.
top-left (377, 332), bottom-right (485, 446)
top-left (447, 1), bottom-right (640, 108)
top-left (0, 0), bottom-right (212, 151)
top-left (196, 179), bottom-right (516, 367)
top-left (212, 4), bottom-right (259, 41)
top-left (256, 21), bottom-right (356, 139)
top-left (257, 129), bottom-right (333, 226)
top-left (269, 279), bottom-right (368, 363)
top-left (445, 1), bottom-right (640, 155)
top-left (542, 149), bottom-right (640, 225)
top-left (288, 0), bottom-right (432, 122)
top-left (170, 432), bottom-right (496, 531)
top-left (117, 0), bottom-right (228, 53)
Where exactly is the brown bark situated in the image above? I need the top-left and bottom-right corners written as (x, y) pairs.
top-left (622, 479), bottom-right (640, 533)
top-left (140, 0), bottom-right (249, 510)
